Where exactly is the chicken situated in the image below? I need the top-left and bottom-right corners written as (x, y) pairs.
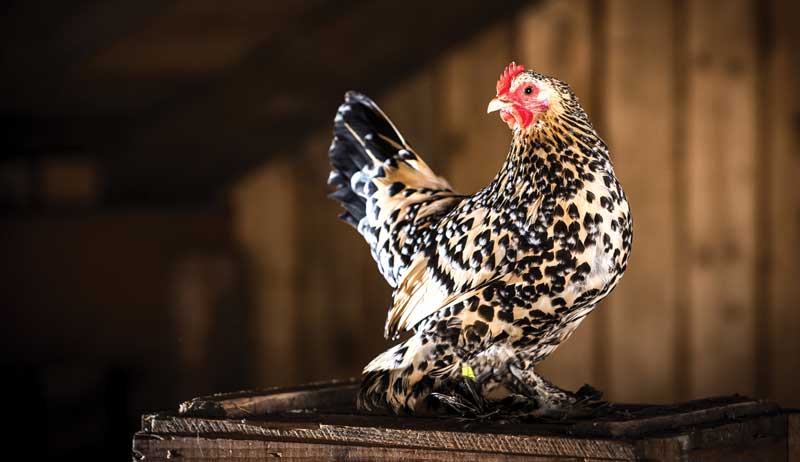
top-left (327, 62), bottom-right (632, 416)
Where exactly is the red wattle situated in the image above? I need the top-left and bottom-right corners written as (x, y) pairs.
top-left (515, 107), bottom-right (533, 129)
top-left (500, 110), bottom-right (516, 129)
top-left (500, 106), bottom-right (534, 130)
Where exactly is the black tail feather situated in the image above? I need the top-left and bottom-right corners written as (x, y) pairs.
top-left (327, 91), bottom-right (407, 228)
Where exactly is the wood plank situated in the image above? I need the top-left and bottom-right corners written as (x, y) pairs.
top-left (586, 0), bottom-right (612, 396)
top-left (292, 159), bottom-right (337, 384)
top-left (603, 0), bottom-right (678, 403)
top-left (765, 0), bottom-right (800, 408)
top-left (142, 416), bottom-right (638, 460)
top-left (1, 209), bottom-right (231, 362)
top-left (789, 414), bottom-right (800, 461)
top-left (636, 415), bottom-right (788, 461)
top-left (141, 380), bottom-right (794, 461)
top-left (170, 253), bottom-right (240, 399)
top-left (177, 384), bottom-right (780, 439)
top-left (579, 399), bottom-right (779, 439)
top-left (295, 133), bottom-right (373, 382)
top-left (179, 379), bottom-right (359, 418)
top-left (136, 410), bottom-right (794, 462)
top-left (515, 0), bottom-right (599, 394)
top-left (682, 414), bottom-right (788, 461)
top-left (133, 436), bottom-right (611, 462)
top-left (232, 159), bottom-right (300, 387)
top-left (685, 0), bottom-right (758, 399)
top-left (634, 435), bottom-right (687, 462)
top-left (293, 137), bottom-right (337, 383)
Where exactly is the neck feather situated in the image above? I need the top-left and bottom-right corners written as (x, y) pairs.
top-left (486, 112), bottom-right (611, 206)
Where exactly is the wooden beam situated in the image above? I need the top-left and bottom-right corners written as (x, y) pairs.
top-left (603, 0), bottom-right (679, 403)
top-left (178, 378), bottom-right (360, 418)
top-left (685, 0), bottom-right (758, 399)
top-left (765, 0), bottom-right (800, 407)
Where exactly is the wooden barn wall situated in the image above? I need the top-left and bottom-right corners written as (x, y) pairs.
top-left (232, 0), bottom-right (800, 406)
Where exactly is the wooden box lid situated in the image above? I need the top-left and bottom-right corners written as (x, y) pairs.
top-left (134, 378), bottom-right (797, 461)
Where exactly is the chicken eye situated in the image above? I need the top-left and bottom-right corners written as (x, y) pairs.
top-left (524, 87), bottom-right (533, 95)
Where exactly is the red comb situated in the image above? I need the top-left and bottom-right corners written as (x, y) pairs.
top-left (496, 61), bottom-right (525, 95)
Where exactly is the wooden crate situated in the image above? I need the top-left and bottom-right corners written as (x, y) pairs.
top-left (133, 379), bottom-right (798, 461)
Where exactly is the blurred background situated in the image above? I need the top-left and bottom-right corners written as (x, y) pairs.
top-left (2, 0), bottom-right (798, 457)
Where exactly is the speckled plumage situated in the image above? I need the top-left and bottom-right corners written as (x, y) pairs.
top-left (327, 66), bottom-right (632, 416)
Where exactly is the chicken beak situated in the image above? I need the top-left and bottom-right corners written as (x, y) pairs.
top-left (487, 97), bottom-right (510, 114)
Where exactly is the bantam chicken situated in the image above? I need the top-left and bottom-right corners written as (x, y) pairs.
top-left (327, 62), bottom-right (632, 417)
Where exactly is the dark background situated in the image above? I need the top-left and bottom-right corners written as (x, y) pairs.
top-left (1, 0), bottom-right (798, 458)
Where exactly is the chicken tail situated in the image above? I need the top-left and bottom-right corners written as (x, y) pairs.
top-left (327, 92), bottom-right (458, 287)
top-left (327, 91), bottom-right (414, 227)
